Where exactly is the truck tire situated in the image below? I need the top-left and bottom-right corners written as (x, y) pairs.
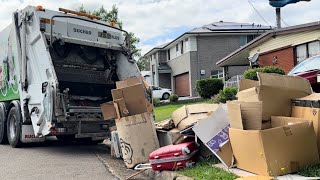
top-left (0, 103), bottom-right (8, 144)
top-left (7, 106), bottom-right (23, 148)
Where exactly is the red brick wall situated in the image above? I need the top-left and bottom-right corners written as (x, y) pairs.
top-left (258, 47), bottom-right (295, 74)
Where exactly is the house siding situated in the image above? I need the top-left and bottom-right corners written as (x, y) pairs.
top-left (258, 47), bottom-right (295, 74)
top-left (197, 35), bottom-right (243, 79)
top-left (249, 29), bottom-right (320, 57)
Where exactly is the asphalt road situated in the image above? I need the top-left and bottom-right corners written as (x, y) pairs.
top-left (0, 140), bottom-right (117, 180)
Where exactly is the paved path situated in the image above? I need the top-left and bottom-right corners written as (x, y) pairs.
top-left (0, 141), bottom-right (116, 180)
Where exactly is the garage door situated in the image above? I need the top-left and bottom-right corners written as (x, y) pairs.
top-left (175, 73), bottom-right (190, 96)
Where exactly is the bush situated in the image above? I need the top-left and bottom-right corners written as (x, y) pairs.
top-left (212, 87), bottom-right (238, 103)
top-left (169, 94), bottom-right (179, 103)
top-left (153, 98), bottom-right (161, 107)
top-left (243, 66), bottom-right (285, 81)
top-left (196, 78), bottom-right (224, 99)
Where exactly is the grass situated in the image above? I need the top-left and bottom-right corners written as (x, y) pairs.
top-left (154, 101), bottom-right (205, 122)
top-left (179, 158), bottom-right (238, 180)
top-left (298, 164), bottom-right (320, 177)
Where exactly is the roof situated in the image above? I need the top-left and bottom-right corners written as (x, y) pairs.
top-left (144, 21), bottom-right (272, 57)
top-left (216, 21), bottom-right (320, 67)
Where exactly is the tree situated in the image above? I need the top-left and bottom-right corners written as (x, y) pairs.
top-left (137, 56), bottom-right (150, 71)
top-left (76, 5), bottom-right (141, 58)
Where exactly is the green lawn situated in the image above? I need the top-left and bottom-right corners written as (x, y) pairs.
top-left (179, 158), bottom-right (238, 180)
top-left (154, 102), bottom-right (204, 122)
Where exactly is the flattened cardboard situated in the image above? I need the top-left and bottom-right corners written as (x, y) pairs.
top-left (112, 84), bottom-right (148, 116)
top-left (187, 104), bottom-right (218, 114)
top-left (193, 105), bottom-right (233, 168)
top-left (237, 73), bottom-right (312, 120)
top-left (172, 105), bottom-right (187, 126)
top-left (156, 128), bottom-right (181, 147)
top-left (239, 79), bottom-right (258, 91)
top-left (116, 112), bottom-right (159, 168)
top-left (229, 122), bottom-right (319, 176)
top-left (116, 77), bottom-right (140, 89)
top-left (113, 98), bottom-right (129, 118)
top-left (227, 102), bottom-right (243, 129)
top-left (101, 101), bottom-right (117, 120)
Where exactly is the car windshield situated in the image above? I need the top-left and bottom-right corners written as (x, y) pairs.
top-left (288, 56), bottom-right (320, 75)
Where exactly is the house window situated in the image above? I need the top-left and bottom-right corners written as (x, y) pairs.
top-left (168, 50), bottom-right (170, 60)
top-left (176, 44), bottom-right (179, 52)
top-left (181, 41), bottom-right (184, 54)
top-left (153, 53), bottom-right (157, 60)
top-left (211, 70), bottom-right (224, 79)
top-left (150, 55), bottom-right (152, 61)
top-left (296, 41), bottom-right (320, 64)
top-left (240, 35), bottom-right (256, 46)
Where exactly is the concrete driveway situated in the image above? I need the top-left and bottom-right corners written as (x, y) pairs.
top-left (0, 140), bottom-right (116, 180)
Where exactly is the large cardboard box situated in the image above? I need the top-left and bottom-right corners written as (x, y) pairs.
top-left (229, 121), bottom-right (319, 176)
top-left (101, 101), bottom-right (117, 120)
top-left (237, 73), bottom-right (312, 121)
top-left (172, 104), bottom-right (218, 131)
top-left (227, 101), bottom-right (262, 130)
top-left (292, 93), bottom-right (320, 154)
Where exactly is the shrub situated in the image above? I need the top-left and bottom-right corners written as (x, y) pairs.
top-left (196, 78), bottom-right (224, 99)
top-left (243, 66), bottom-right (285, 81)
top-left (153, 98), bottom-right (161, 107)
top-left (169, 94), bottom-right (179, 103)
top-left (212, 87), bottom-right (238, 103)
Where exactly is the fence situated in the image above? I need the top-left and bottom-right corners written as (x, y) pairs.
top-left (224, 75), bottom-right (244, 88)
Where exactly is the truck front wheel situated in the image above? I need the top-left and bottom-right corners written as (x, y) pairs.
top-left (0, 103), bottom-right (8, 144)
top-left (7, 107), bottom-right (23, 148)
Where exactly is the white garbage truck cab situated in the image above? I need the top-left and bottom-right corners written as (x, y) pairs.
top-left (0, 6), bottom-right (143, 147)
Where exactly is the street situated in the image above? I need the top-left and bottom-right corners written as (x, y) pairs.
top-left (0, 140), bottom-right (117, 180)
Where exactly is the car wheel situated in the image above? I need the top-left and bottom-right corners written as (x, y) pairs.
top-left (162, 93), bottom-right (170, 100)
top-left (7, 106), bottom-right (23, 148)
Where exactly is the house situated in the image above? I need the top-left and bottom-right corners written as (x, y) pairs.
top-left (217, 21), bottom-right (320, 77)
top-left (144, 22), bottom-right (272, 97)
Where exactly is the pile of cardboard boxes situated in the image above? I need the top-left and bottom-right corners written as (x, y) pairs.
top-left (226, 73), bottom-right (320, 176)
top-left (101, 77), bottom-right (159, 169)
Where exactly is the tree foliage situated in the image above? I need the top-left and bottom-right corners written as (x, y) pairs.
top-left (76, 5), bottom-right (141, 57)
top-left (137, 56), bottom-right (150, 71)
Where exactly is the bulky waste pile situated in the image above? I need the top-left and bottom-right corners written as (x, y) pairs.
top-left (101, 72), bottom-right (320, 178)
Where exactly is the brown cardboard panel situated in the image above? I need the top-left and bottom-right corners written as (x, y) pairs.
top-left (237, 87), bottom-right (259, 102)
top-left (229, 128), bottom-right (268, 176)
top-left (112, 84), bottom-right (148, 116)
top-left (230, 122), bottom-right (319, 176)
top-left (177, 116), bottom-right (199, 131)
top-left (116, 112), bottom-right (159, 168)
top-left (101, 101), bottom-right (117, 120)
top-left (116, 77), bottom-right (140, 89)
top-left (187, 104), bottom-right (218, 114)
top-left (227, 102), bottom-right (244, 129)
top-left (261, 122), bottom-right (319, 176)
top-left (172, 106), bottom-right (188, 127)
top-left (239, 79), bottom-right (258, 91)
top-left (156, 128), bottom-right (181, 147)
top-left (271, 116), bottom-right (307, 128)
top-left (261, 121), bottom-right (271, 130)
top-left (215, 141), bottom-right (234, 168)
top-left (296, 93), bottom-right (320, 100)
top-left (113, 98), bottom-right (129, 118)
top-left (240, 101), bottom-right (262, 130)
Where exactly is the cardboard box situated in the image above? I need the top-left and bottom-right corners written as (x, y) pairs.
top-left (237, 73), bottom-right (312, 121)
top-left (261, 121), bottom-right (271, 130)
top-left (172, 104), bottom-right (218, 131)
top-left (271, 116), bottom-right (307, 127)
top-left (116, 112), bottom-right (159, 168)
top-left (229, 121), bottom-right (319, 176)
top-left (193, 105), bottom-right (233, 167)
top-left (116, 77), bottom-right (141, 89)
top-left (101, 101), bottom-right (117, 120)
top-left (292, 93), bottom-right (320, 154)
top-left (227, 101), bottom-right (262, 130)
top-left (156, 128), bottom-right (181, 147)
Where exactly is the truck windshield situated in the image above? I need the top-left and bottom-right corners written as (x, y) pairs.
top-left (288, 56), bottom-right (320, 75)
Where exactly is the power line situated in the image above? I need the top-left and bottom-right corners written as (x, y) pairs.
top-left (280, 17), bottom-right (289, 27)
top-left (248, 0), bottom-right (272, 28)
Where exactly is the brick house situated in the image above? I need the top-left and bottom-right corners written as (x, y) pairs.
top-left (144, 22), bottom-right (271, 97)
top-left (217, 21), bottom-right (320, 76)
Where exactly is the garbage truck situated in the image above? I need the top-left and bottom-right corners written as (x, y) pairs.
top-left (0, 6), bottom-right (144, 147)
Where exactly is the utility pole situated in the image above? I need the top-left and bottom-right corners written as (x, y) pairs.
top-left (276, 8), bottom-right (281, 28)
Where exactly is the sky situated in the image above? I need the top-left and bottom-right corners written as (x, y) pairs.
top-left (0, 0), bottom-right (319, 56)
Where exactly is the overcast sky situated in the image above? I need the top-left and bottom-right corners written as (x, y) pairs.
top-left (0, 0), bottom-right (319, 56)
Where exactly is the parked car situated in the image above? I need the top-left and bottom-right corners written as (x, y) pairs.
top-left (151, 86), bottom-right (172, 100)
top-left (288, 55), bottom-right (320, 92)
